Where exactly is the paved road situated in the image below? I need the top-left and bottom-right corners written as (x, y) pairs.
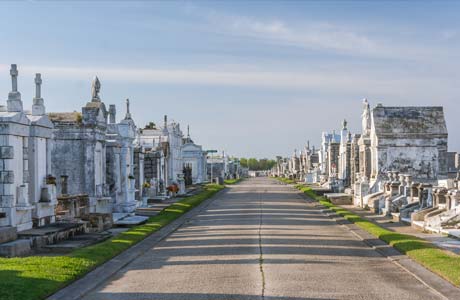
top-left (81, 177), bottom-right (444, 300)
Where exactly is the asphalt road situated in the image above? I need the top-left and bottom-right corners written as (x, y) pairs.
top-left (80, 177), bottom-right (445, 300)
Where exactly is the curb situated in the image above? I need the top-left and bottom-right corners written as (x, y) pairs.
top-left (47, 187), bottom-right (227, 300)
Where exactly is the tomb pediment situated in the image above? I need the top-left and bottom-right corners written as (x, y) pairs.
top-left (182, 143), bottom-right (202, 151)
top-left (0, 111), bottom-right (30, 126)
top-left (82, 101), bottom-right (108, 126)
top-left (27, 115), bottom-right (54, 129)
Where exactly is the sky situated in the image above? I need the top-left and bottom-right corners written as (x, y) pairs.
top-left (0, 1), bottom-right (459, 158)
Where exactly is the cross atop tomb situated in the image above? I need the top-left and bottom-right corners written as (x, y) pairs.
top-left (34, 73), bottom-right (42, 99)
top-left (32, 73), bottom-right (46, 116)
top-left (7, 64), bottom-right (23, 112)
top-left (10, 64), bottom-right (18, 92)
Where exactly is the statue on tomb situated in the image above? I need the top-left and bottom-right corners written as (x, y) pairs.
top-left (91, 76), bottom-right (101, 101)
top-left (362, 98), bottom-right (371, 136)
top-left (125, 98), bottom-right (132, 119)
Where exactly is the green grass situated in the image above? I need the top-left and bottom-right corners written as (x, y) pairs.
top-left (224, 178), bottom-right (243, 185)
top-left (0, 184), bottom-right (224, 300)
top-left (273, 177), bottom-right (296, 184)
top-left (294, 184), bottom-right (460, 287)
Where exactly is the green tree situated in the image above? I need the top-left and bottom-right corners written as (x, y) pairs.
top-left (240, 158), bottom-right (248, 168)
top-left (238, 157), bottom-right (277, 171)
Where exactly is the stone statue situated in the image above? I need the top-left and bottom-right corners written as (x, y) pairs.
top-left (91, 76), bottom-right (101, 101)
top-left (342, 119), bottom-right (347, 129)
top-left (125, 98), bottom-right (131, 119)
top-left (362, 98), bottom-right (371, 136)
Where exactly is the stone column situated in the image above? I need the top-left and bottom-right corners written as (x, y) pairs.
top-left (109, 105), bottom-right (116, 124)
top-left (404, 175), bottom-right (413, 198)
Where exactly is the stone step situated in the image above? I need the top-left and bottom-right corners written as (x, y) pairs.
top-left (0, 226), bottom-right (17, 244)
top-left (0, 239), bottom-right (31, 257)
top-left (135, 208), bottom-right (162, 217)
top-left (43, 232), bottom-right (112, 253)
top-left (114, 215), bottom-right (149, 226)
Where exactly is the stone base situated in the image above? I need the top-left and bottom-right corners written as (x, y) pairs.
top-left (15, 205), bottom-right (34, 232)
top-left (34, 201), bottom-right (56, 228)
top-left (90, 197), bottom-right (112, 214)
top-left (0, 226), bottom-right (17, 244)
top-left (18, 222), bottom-right (87, 249)
top-left (16, 221), bottom-right (33, 232)
top-left (0, 239), bottom-right (31, 257)
top-left (113, 201), bottom-right (137, 213)
top-left (82, 213), bottom-right (113, 233)
top-left (325, 193), bottom-right (352, 205)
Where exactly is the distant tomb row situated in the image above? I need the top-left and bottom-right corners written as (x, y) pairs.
top-left (273, 99), bottom-right (460, 234)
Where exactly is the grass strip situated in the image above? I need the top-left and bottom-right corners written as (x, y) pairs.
top-left (271, 177), bottom-right (296, 184)
top-left (292, 183), bottom-right (460, 287)
top-left (0, 184), bottom-right (224, 300)
top-left (224, 178), bottom-right (244, 185)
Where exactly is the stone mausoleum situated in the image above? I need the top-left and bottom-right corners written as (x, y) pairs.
top-left (49, 77), bottom-right (112, 215)
top-left (0, 65), bottom-right (57, 232)
top-left (181, 126), bottom-right (207, 184)
top-left (106, 99), bottom-right (138, 213)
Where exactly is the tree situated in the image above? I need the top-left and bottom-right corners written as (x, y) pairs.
top-left (240, 158), bottom-right (248, 168)
top-left (238, 157), bottom-right (276, 171)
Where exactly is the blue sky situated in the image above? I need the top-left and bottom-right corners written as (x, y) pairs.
top-left (0, 1), bottom-right (459, 158)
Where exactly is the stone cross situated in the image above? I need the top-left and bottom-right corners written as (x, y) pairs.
top-left (10, 64), bottom-right (18, 92)
top-left (34, 73), bottom-right (42, 99)
top-left (32, 73), bottom-right (45, 116)
top-left (7, 64), bottom-right (23, 112)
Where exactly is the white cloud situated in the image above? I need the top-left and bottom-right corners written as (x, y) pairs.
top-left (0, 63), bottom-right (456, 102)
top-left (224, 17), bottom-right (378, 56)
top-left (183, 6), bottom-right (459, 62)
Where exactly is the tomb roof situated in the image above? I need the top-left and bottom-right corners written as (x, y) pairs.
top-left (372, 106), bottom-right (447, 136)
top-left (48, 112), bottom-right (81, 123)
